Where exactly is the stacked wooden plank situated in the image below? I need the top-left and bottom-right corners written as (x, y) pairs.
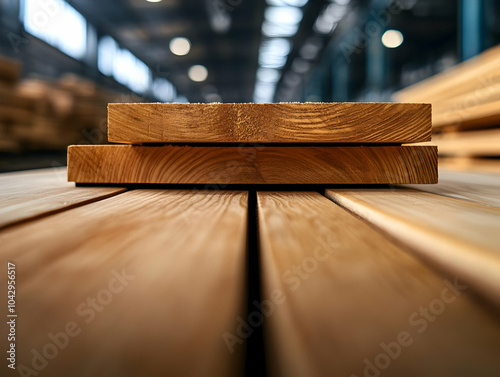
top-left (0, 55), bottom-right (24, 152)
top-left (0, 56), bottom-right (142, 153)
top-left (394, 45), bottom-right (500, 167)
top-left (67, 102), bottom-right (437, 184)
top-left (0, 54), bottom-right (21, 84)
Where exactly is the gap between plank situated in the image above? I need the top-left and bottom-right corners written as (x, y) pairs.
top-left (244, 190), bottom-right (268, 377)
top-left (320, 190), bottom-right (500, 313)
top-left (0, 189), bottom-right (127, 232)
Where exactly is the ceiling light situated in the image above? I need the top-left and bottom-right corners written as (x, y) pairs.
top-left (314, 2), bottom-right (347, 34)
top-left (331, 0), bottom-right (350, 5)
top-left (266, 0), bottom-right (309, 7)
top-left (257, 68), bottom-right (281, 83)
top-left (254, 81), bottom-right (276, 103)
top-left (188, 65), bottom-right (208, 82)
top-left (299, 38), bottom-right (322, 60)
top-left (205, 93), bottom-right (222, 102)
top-left (382, 29), bottom-right (404, 48)
top-left (291, 58), bottom-right (310, 74)
top-left (314, 16), bottom-right (338, 34)
top-left (262, 21), bottom-right (300, 37)
top-left (258, 38), bottom-right (292, 69)
top-left (169, 37), bottom-right (191, 56)
top-left (146, 0), bottom-right (162, 2)
top-left (265, 6), bottom-right (303, 25)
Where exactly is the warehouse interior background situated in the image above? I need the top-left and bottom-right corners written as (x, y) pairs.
top-left (0, 0), bottom-right (499, 171)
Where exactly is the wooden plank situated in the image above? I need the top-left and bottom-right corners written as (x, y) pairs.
top-left (0, 190), bottom-right (247, 376)
top-left (324, 188), bottom-right (500, 308)
top-left (433, 128), bottom-right (500, 156)
top-left (0, 168), bottom-right (125, 228)
top-left (0, 83), bottom-right (37, 110)
top-left (258, 191), bottom-right (500, 377)
top-left (435, 169), bottom-right (500, 187)
top-left (433, 99), bottom-right (500, 129)
top-left (404, 169), bottom-right (500, 207)
top-left (438, 157), bottom-right (500, 174)
top-left (432, 81), bottom-right (500, 115)
top-left (107, 102), bottom-right (432, 144)
top-left (67, 145), bottom-right (438, 184)
top-left (394, 45), bottom-right (500, 103)
top-left (394, 46), bottom-right (500, 130)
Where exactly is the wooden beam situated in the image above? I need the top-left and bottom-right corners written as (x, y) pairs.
top-left (107, 102), bottom-right (432, 144)
top-left (394, 45), bottom-right (500, 104)
top-left (0, 83), bottom-right (37, 110)
top-left (325, 188), bottom-right (500, 308)
top-left (403, 169), bottom-right (500, 207)
top-left (433, 129), bottom-right (500, 156)
top-left (0, 190), bottom-right (248, 376)
top-left (438, 157), bottom-right (500, 173)
top-left (258, 191), bottom-right (500, 377)
top-left (431, 81), bottom-right (500, 115)
top-left (393, 46), bottom-right (500, 130)
top-left (0, 168), bottom-right (125, 229)
top-left (433, 99), bottom-right (500, 129)
top-left (67, 145), bottom-right (438, 184)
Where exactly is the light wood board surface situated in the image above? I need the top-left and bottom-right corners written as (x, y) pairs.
top-left (433, 99), bottom-right (500, 129)
top-left (0, 168), bottom-right (125, 228)
top-left (394, 45), bottom-right (500, 104)
top-left (325, 188), bottom-right (500, 308)
top-left (67, 145), bottom-right (438, 184)
top-left (258, 191), bottom-right (500, 377)
top-left (0, 190), bottom-right (248, 376)
top-left (393, 45), bottom-right (500, 130)
top-left (433, 128), bottom-right (500, 156)
top-left (438, 157), bottom-right (500, 174)
top-left (107, 102), bottom-right (432, 144)
top-left (404, 169), bottom-right (500, 207)
top-left (431, 80), bottom-right (500, 115)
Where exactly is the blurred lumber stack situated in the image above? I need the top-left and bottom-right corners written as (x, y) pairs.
top-left (0, 55), bottom-right (24, 152)
top-left (0, 54), bottom-right (142, 153)
top-left (0, 55), bottom-right (21, 84)
top-left (394, 45), bottom-right (500, 170)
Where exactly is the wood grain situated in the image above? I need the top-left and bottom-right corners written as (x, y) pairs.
top-left (258, 191), bottom-right (500, 377)
top-left (433, 128), bottom-right (500, 156)
top-left (403, 169), bottom-right (500, 207)
top-left (325, 188), bottom-right (500, 308)
top-left (107, 102), bottom-right (432, 143)
top-left (0, 190), bottom-right (248, 376)
top-left (67, 145), bottom-right (438, 184)
top-left (0, 168), bottom-right (125, 228)
top-left (394, 46), bottom-right (500, 130)
top-left (431, 80), bottom-right (500, 115)
top-left (394, 45), bottom-right (500, 104)
top-left (438, 157), bottom-right (500, 173)
top-left (433, 99), bottom-right (500, 129)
